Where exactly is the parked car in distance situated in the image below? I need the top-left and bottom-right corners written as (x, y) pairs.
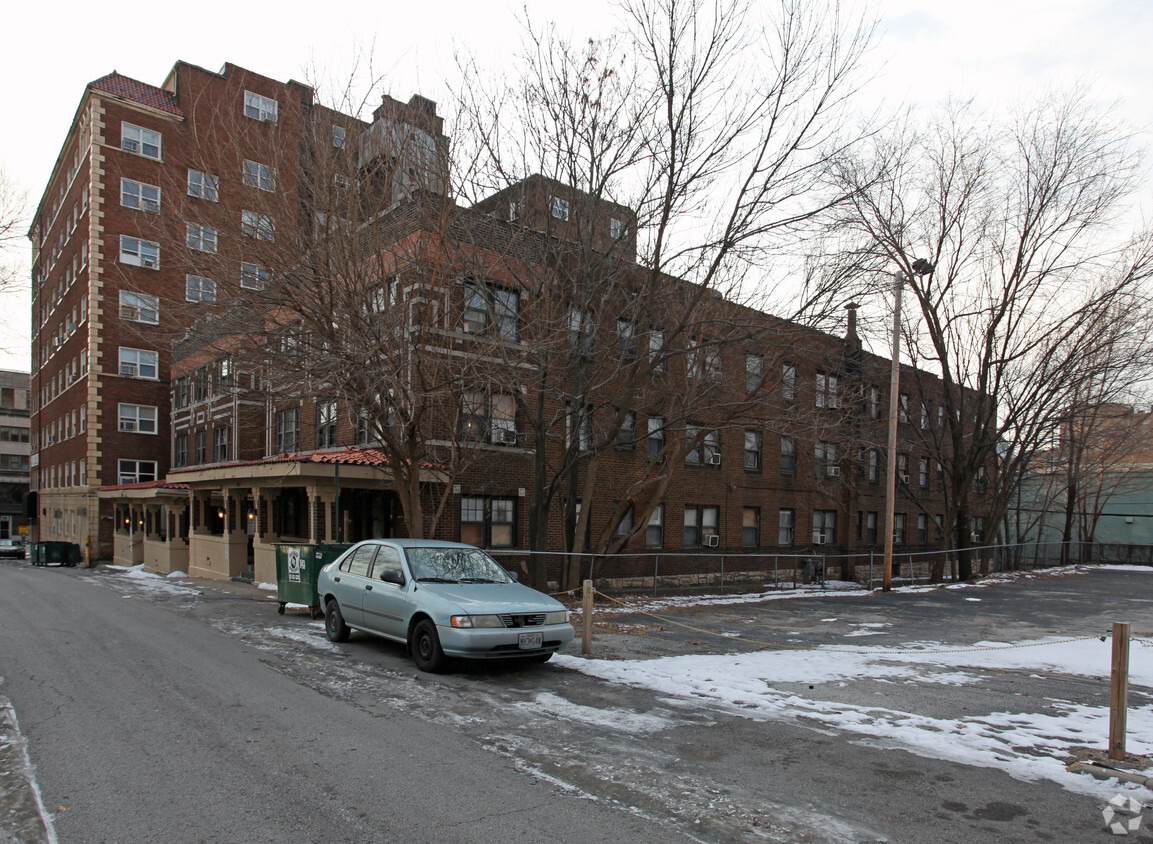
top-left (316, 539), bottom-right (574, 672)
top-left (0, 537), bottom-right (25, 558)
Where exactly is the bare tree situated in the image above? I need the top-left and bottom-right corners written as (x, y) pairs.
top-left (830, 92), bottom-right (1153, 579)
top-left (0, 168), bottom-right (28, 290)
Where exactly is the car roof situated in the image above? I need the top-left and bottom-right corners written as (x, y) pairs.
top-left (360, 538), bottom-right (481, 550)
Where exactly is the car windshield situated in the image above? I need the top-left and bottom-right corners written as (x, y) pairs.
top-left (405, 547), bottom-right (512, 584)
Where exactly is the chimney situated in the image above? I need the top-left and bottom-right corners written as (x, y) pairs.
top-left (845, 302), bottom-right (860, 342)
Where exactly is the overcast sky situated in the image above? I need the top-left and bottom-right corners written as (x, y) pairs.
top-left (1, 0), bottom-right (1150, 372)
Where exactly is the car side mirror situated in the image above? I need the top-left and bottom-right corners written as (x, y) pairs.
top-left (381, 570), bottom-right (405, 586)
top-left (505, 569), bottom-right (519, 582)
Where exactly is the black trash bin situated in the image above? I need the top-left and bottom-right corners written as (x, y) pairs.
top-left (32, 541), bottom-right (81, 567)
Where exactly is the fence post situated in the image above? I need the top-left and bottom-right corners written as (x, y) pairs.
top-left (581, 579), bottom-right (594, 656)
top-left (720, 554), bottom-right (725, 592)
top-left (869, 550), bottom-right (874, 590)
top-left (1109, 621), bottom-right (1130, 760)
top-left (773, 555), bottom-right (778, 589)
top-left (653, 555), bottom-right (660, 597)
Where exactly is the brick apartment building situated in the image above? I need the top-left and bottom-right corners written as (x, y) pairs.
top-left (0, 371), bottom-right (31, 542)
top-left (32, 60), bottom-right (989, 582)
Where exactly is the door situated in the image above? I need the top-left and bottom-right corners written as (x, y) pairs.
top-left (359, 544), bottom-right (410, 640)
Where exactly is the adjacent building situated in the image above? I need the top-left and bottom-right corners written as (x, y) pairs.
top-left (0, 371), bottom-right (31, 542)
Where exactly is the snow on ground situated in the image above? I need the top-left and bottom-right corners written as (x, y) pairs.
top-left (556, 634), bottom-right (1153, 799)
top-left (103, 564), bottom-right (203, 597)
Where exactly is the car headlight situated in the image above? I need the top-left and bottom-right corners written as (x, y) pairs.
top-left (450, 615), bottom-right (505, 628)
top-left (545, 610), bottom-right (569, 625)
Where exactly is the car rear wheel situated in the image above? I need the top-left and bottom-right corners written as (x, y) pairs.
top-left (325, 600), bottom-right (350, 643)
top-left (411, 619), bottom-right (446, 673)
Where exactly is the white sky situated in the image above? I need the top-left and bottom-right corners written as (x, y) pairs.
top-left (2, 0), bottom-right (1151, 373)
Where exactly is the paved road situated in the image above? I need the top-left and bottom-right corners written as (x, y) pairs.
top-left (1, 561), bottom-right (1150, 843)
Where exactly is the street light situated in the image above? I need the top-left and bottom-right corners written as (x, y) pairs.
top-left (882, 258), bottom-right (934, 592)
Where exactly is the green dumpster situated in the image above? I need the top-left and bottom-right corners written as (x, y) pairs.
top-left (274, 544), bottom-right (351, 618)
top-left (31, 542), bottom-right (81, 567)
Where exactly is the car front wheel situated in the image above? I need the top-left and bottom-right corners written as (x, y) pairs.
top-left (325, 599), bottom-right (350, 643)
top-left (411, 619), bottom-right (446, 673)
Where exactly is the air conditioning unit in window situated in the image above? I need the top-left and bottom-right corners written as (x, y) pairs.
top-left (899, 474), bottom-right (909, 484)
top-left (141, 256), bottom-right (158, 269)
top-left (704, 535), bottom-right (720, 547)
top-left (142, 199), bottom-right (160, 213)
top-left (812, 535), bottom-right (825, 545)
top-left (498, 429), bottom-right (518, 445)
top-left (826, 466), bottom-right (840, 477)
top-left (708, 453), bottom-right (722, 465)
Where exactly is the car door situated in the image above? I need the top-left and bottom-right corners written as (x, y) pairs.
top-left (328, 543), bottom-right (378, 626)
top-left (359, 544), bottom-right (410, 640)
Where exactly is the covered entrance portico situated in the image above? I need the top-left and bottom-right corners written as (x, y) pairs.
top-left (98, 481), bottom-right (191, 575)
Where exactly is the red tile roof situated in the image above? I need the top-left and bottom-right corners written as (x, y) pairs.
top-left (167, 447), bottom-right (443, 475)
top-left (90, 72), bottom-right (184, 117)
top-left (98, 480), bottom-right (190, 492)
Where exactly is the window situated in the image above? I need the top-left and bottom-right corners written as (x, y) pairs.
top-left (461, 392), bottom-right (517, 445)
top-left (687, 338), bottom-right (721, 380)
top-left (815, 441), bottom-right (838, 478)
top-left (935, 514), bottom-right (944, 540)
top-left (893, 513), bottom-right (906, 545)
top-left (121, 122), bottom-right (160, 159)
top-left (976, 466), bottom-right (989, 494)
top-left (241, 211), bottom-right (275, 241)
top-left (566, 402), bottom-right (592, 453)
top-left (275, 407), bottom-right (301, 453)
top-left (240, 263), bottom-right (270, 290)
top-left (869, 386), bottom-right (880, 419)
top-left (615, 411), bottom-right (636, 449)
top-left (778, 509), bottom-right (795, 546)
top-left (244, 90), bottom-right (278, 122)
top-left (744, 430), bottom-right (761, 470)
top-left (313, 401), bottom-right (337, 448)
top-left (813, 510), bottom-right (837, 546)
top-left (610, 217), bottom-right (625, 239)
top-left (972, 516), bottom-right (986, 544)
top-left (742, 508), bottom-right (760, 548)
top-left (816, 372), bottom-right (839, 408)
top-left (868, 448), bottom-right (880, 483)
top-left (780, 437), bottom-right (796, 473)
top-left (920, 403), bottom-right (929, 428)
top-left (898, 394), bottom-right (910, 423)
top-left (117, 460), bottom-right (157, 484)
top-left (243, 160), bottom-right (276, 191)
top-left (118, 403), bottom-right (157, 434)
top-left (194, 430), bottom-right (206, 464)
top-left (187, 169), bottom-right (219, 201)
top-left (119, 235), bottom-right (160, 269)
top-left (683, 505), bottom-right (719, 548)
top-left (646, 504), bottom-right (664, 548)
top-left (686, 425), bottom-right (720, 465)
top-left (186, 275), bottom-right (217, 302)
top-left (782, 364), bottom-right (797, 401)
top-left (648, 329), bottom-right (666, 373)
top-left (567, 308), bottom-right (594, 356)
top-left (214, 426), bottom-right (231, 462)
top-left (746, 354), bottom-right (763, 393)
top-left (549, 196), bottom-right (570, 220)
top-left (918, 457), bottom-right (930, 487)
top-left (616, 319), bottom-right (637, 360)
top-left (866, 511), bottom-right (878, 545)
top-left (462, 282), bottom-right (518, 341)
top-left (917, 513), bottom-right (929, 545)
top-left (460, 496), bottom-right (515, 548)
top-left (938, 404), bottom-right (946, 428)
top-left (0, 454), bottom-right (29, 472)
top-left (333, 125), bottom-right (346, 148)
top-left (119, 292), bottom-right (159, 324)
top-left (119, 347), bottom-right (158, 379)
top-left (897, 453), bottom-right (909, 483)
top-left (174, 434), bottom-right (188, 468)
top-left (121, 178), bottom-right (160, 212)
top-left (647, 416), bottom-right (665, 459)
top-left (186, 223), bottom-right (218, 253)
top-left (0, 426), bottom-right (29, 443)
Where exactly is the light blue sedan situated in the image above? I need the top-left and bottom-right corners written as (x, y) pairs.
top-left (316, 539), bottom-right (574, 672)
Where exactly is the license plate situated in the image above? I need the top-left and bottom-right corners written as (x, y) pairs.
top-left (518, 632), bottom-right (543, 649)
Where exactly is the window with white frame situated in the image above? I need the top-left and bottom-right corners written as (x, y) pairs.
top-left (615, 318), bottom-right (637, 359)
top-left (118, 347), bottom-right (158, 379)
top-left (119, 291), bottom-right (159, 324)
top-left (742, 507), bottom-right (760, 548)
top-left (610, 217), bottom-right (625, 239)
top-left (460, 496), bottom-right (516, 548)
top-left (647, 415), bottom-right (665, 459)
top-left (333, 125), bottom-right (346, 148)
top-left (241, 211), bottom-right (275, 241)
top-left (186, 223), bottom-right (218, 253)
top-left (121, 122), bottom-right (160, 159)
top-left (683, 505), bottom-right (719, 548)
top-left (214, 426), bottom-right (231, 462)
top-left (244, 90), bottom-right (278, 122)
top-left (746, 353), bottom-right (763, 393)
top-left (648, 329), bottom-right (666, 373)
top-left (898, 393), bottom-right (910, 423)
top-left (815, 372), bottom-right (839, 408)
top-left (868, 448), bottom-right (880, 482)
top-left (919, 456), bottom-right (930, 487)
top-left (118, 403), bottom-right (157, 433)
top-left (612, 502), bottom-right (634, 539)
top-left (187, 169), bottom-right (219, 201)
top-left (566, 402), bottom-right (592, 452)
top-left (917, 513), bottom-right (929, 545)
top-left (119, 236), bottom-right (159, 269)
top-left (815, 441), bottom-right (838, 477)
top-left (744, 430), bottom-right (761, 470)
top-left (893, 512), bottom-right (906, 545)
top-left (782, 363), bottom-right (797, 401)
top-left (686, 424), bottom-right (720, 465)
top-left (920, 403), bottom-right (929, 428)
top-left (778, 508), bottom-right (795, 545)
top-left (241, 263), bottom-right (270, 290)
top-left (316, 400), bottom-right (338, 448)
top-left (275, 407), bottom-right (301, 452)
top-left (549, 196), bottom-right (570, 220)
top-left (118, 459), bottom-right (157, 484)
top-left (780, 437), bottom-right (796, 473)
top-left (243, 160), bottom-right (276, 191)
top-left (615, 411), bottom-right (636, 449)
top-left (870, 386), bottom-right (880, 419)
top-left (813, 510), bottom-right (837, 546)
top-left (121, 178), bottom-right (160, 212)
top-left (186, 275), bottom-right (217, 302)
top-left (462, 282), bottom-right (518, 341)
top-left (646, 504), bottom-right (664, 548)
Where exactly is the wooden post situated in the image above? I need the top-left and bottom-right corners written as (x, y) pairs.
top-left (581, 579), bottom-right (594, 655)
top-left (1109, 621), bottom-right (1130, 760)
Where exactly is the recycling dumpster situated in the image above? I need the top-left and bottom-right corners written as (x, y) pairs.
top-left (31, 542), bottom-right (81, 567)
top-left (274, 543), bottom-right (351, 618)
